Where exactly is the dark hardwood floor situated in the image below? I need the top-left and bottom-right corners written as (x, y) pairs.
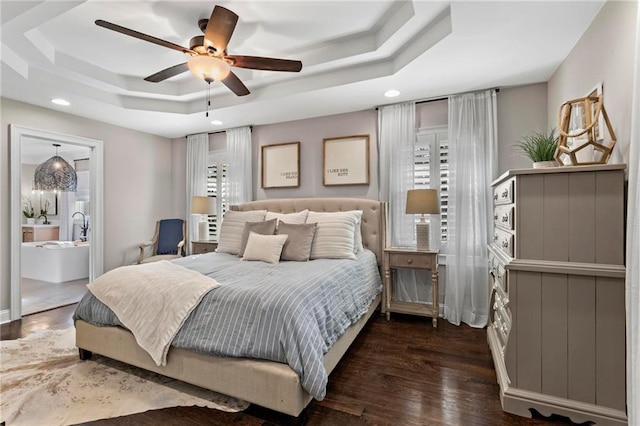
top-left (2, 306), bottom-right (575, 426)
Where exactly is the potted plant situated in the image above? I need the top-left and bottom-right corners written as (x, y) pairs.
top-left (40, 199), bottom-right (50, 216)
top-left (22, 198), bottom-right (35, 224)
top-left (515, 129), bottom-right (559, 168)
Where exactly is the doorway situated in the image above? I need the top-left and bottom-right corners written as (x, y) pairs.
top-left (9, 125), bottom-right (104, 321)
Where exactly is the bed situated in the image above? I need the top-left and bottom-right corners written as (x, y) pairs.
top-left (74, 197), bottom-right (386, 417)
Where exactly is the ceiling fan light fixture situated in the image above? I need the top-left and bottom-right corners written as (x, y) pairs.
top-left (187, 56), bottom-right (230, 82)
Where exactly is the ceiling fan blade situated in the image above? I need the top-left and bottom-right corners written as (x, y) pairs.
top-left (204, 6), bottom-right (238, 54)
top-left (226, 55), bottom-right (302, 72)
top-left (95, 20), bottom-right (193, 54)
top-left (144, 63), bottom-right (189, 83)
top-left (222, 71), bottom-right (250, 96)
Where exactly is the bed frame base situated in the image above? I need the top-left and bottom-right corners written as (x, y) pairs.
top-left (76, 294), bottom-right (381, 417)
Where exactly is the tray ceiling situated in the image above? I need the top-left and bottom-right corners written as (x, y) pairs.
top-left (1, 1), bottom-right (604, 138)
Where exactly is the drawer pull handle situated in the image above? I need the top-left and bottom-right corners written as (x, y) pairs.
top-left (502, 240), bottom-right (509, 248)
top-left (494, 194), bottom-right (498, 201)
top-left (502, 189), bottom-right (509, 198)
top-left (502, 214), bottom-right (509, 222)
top-left (493, 234), bottom-right (498, 242)
top-left (406, 259), bottom-right (413, 264)
top-left (494, 214), bottom-right (498, 220)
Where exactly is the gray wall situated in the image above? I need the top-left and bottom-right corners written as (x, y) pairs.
top-left (1, 98), bottom-right (174, 311)
top-left (497, 83), bottom-right (548, 174)
top-left (548, 0), bottom-right (637, 166)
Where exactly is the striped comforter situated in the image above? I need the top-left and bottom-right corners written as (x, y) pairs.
top-left (73, 250), bottom-right (382, 400)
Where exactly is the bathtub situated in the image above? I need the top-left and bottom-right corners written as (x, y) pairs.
top-left (21, 241), bottom-right (90, 283)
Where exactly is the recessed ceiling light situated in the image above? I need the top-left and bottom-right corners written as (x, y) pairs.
top-left (210, 120), bottom-right (223, 125)
top-left (51, 98), bottom-right (70, 106)
top-left (384, 90), bottom-right (400, 98)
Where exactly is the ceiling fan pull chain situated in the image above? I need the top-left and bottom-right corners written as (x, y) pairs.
top-left (205, 81), bottom-right (210, 117)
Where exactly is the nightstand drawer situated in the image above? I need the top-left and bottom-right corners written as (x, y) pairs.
top-left (388, 252), bottom-right (432, 269)
top-left (192, 241), bottom-right (218, 254)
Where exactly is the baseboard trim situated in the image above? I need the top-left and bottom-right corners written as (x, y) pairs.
top-left (1, 309), bottom-right (12, 324)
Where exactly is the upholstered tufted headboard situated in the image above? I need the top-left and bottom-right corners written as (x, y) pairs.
top-left (231, 198), bottom-right (387, 265)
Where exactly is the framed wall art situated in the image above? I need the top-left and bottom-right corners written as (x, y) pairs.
top-left (261, 141), bottom-right (300, 188)
top-left (322, 135), bottom-right (370, 186)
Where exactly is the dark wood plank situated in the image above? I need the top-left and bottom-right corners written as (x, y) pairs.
top-left (2, 306), bottom-right (574, 425)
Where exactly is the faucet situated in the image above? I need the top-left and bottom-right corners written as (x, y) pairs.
top-left (72, 211), bottom-right (89, 241)
top-left (38, 214), bottom-right (49, 225)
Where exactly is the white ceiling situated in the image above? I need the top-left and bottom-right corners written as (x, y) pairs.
top-left (1, 1), bottom-right (605, 139)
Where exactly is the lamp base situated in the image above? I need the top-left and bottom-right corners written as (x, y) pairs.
top-left (198, 220), bottom-right (209, 241)
top-left (416, 222), bottom-right (430, 251)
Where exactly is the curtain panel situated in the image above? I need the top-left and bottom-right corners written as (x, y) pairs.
top-left (185, 133), bottom-right (209, 255)
top-left (444, 89), bottom-right (498, 327)
top-left (626, 5), bottom-right (640, 424)
top-left (378, 102), bottom-right (431, 302)
top-left (225, 127), bottom-right (253, 206)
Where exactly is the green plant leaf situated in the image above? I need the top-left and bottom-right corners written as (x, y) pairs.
top-left (515, 129), bottom-right (558, 162)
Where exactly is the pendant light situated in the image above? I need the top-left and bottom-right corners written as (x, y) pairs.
top-left (34, 143), bottom-right (77, 192)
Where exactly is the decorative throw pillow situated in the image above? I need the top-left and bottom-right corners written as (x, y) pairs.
top-left (277, 222), bottom-right (317, 261)
top-left (265, 210), bottom-right (309, 229)
top-left (306, 211), bottom-right (360, 260)
top-left (238, 218), bottom-right (277, 257)
top-left (347, 210), bottom-right (364, 252)
top-left (242, 232), bottom-right (288, 264)
top-left (216, 210), bottom-right (267, 255)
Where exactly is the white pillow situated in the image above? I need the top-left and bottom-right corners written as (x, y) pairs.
top-left (349, 210), bottom-right (364, 253)
top-left (242, 232), bottom-right (288, 263)
top-left (216, 210), bottom-right (267, 255)
top-left (306, 211), bottom-right (360, 260)
top-left (265, 210), bottom-right (309, 228)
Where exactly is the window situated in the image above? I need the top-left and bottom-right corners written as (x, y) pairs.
top-left (206, 154), bottom-right (229, 240)
top-left (415, 125), bottom-right (449, 244)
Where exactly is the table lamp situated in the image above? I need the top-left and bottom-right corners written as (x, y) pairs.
top-left (191, 196), bottom-right (216, 241)
top-left (405, 189), bottom-right (439, 251)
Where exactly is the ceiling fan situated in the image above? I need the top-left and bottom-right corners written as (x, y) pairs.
top-left (95, 5), bottom-right (303, 96)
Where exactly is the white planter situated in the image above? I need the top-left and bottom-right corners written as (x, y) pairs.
top-left (532, 160), bottom-right (557, 169)
top-left (26, 218), bottom-right (35, 224)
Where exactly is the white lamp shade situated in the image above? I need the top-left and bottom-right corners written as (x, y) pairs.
top-left (406, 189), bottom-right (440, 214)
top-left (191, 196), bottom-right (216, 215)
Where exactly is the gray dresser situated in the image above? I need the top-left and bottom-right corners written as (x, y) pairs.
top-left (487, 164), bottom-right (627, 425)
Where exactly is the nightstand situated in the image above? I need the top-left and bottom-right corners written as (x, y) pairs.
top-left (192, 240), bottom-right (218, 254)
top-left (383, 248), bottom-right (439, 327)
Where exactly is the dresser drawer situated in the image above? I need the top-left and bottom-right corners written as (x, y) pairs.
top-left (493, 228), bottom-right (514, 257)
top-left (192, 241), bottom-right (218, 254)
top-left (494, 178), bottom-right (514, 205)
top-left (388, 252), bottom-right (433, 269)
top-left (494, 204), bottom-right (514, 231)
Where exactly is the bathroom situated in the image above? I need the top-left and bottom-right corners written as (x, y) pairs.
top-left (20, 141), bottom-right (91, 315)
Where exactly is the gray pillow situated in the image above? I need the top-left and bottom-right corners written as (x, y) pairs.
top-left (238, 219), bottom-right (277, 257)
top-left (277, 222), bottom-right (317, 261)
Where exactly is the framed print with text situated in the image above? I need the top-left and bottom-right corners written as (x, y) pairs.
top-left (261, 141), bottom-right (300, 188)
top-left (322, 135), bottom-right (370, 186)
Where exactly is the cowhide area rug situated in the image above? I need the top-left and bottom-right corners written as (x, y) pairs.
top-left (0, 328), bottom-right (248, 425)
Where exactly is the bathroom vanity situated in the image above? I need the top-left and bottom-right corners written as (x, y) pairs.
top-left (22, 225), bottom-right (59, 242)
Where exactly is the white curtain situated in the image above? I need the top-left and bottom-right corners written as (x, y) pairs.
top-left (185, 133), bottom-right (209, 255)
top-left (226, 127), bottom-right (253, 206)
top-left (626, 5), bottom-right (640, 424)
top-left (378, 102), bottom-right (429, 301)
top-left (444, 90), bottom-right (498, 327)
top-left (58, 191), bottom-right (75, 241)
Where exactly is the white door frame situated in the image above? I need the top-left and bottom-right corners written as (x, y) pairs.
top-left (9, 125), bottom-right (104, 321)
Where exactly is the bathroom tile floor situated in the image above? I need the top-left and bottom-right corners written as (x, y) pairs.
top-left (21, 277), bottom-right (89, 316)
